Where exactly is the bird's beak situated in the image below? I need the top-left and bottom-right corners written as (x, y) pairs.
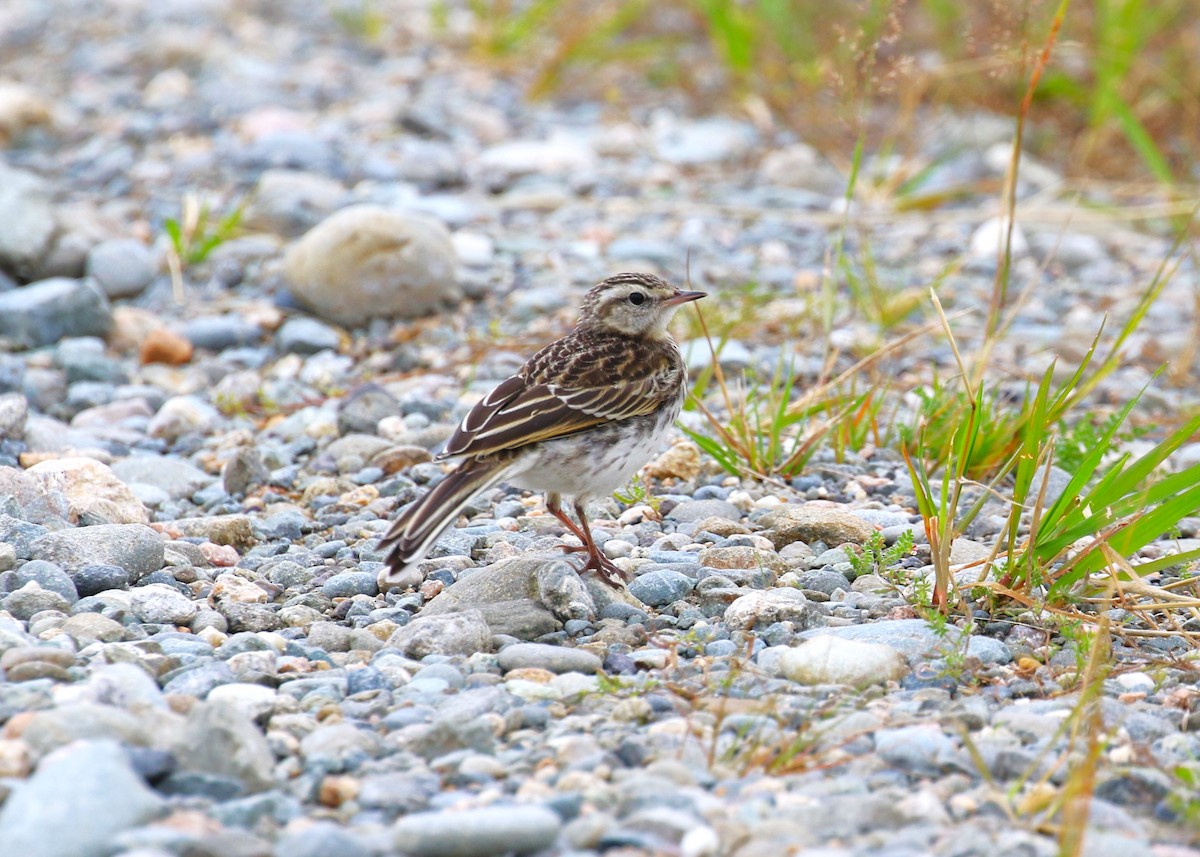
top-left (663, 289), bottom-right (706, 307)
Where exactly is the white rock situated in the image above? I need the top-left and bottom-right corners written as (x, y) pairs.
top-left (724, 588), bottom-right (815, 631)
top-left (131, 583), bottom-right (198, 625)
top-left (283, 204), bottom-right (461, 325)
top-left (779, 635), bottom-right (909, 688)
top-left (968, 216), bottom-right (1029, 262)
top-left (207, 682), bottom-right (278, 722)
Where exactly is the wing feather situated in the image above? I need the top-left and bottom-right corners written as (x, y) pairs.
top-left (437, 332), bottom-right (682, 461)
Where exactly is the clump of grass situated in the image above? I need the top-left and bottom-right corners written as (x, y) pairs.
top-left (163, 193), bottom-right (245, 301)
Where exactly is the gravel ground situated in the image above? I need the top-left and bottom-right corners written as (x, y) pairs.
top-left (1, 2), bottom-right (1199, 856)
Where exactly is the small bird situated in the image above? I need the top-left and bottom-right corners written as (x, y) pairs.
top-left (377, 272), bottom-right (705, 590)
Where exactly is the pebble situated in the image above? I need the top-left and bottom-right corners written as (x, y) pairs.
top-left (497, 642), bottom-right (603, 674)
top-left (629, 568), bottom-right (695, 607)
top-left (0, 164), bottom-right (57, 279)
top-left (85, 238), bottom-right (158, 298)
top-left (276, 316), bottom-right (342, 355)
top-left (0, 278), bottom-right (112, 349)
top-left (391, 805), bottom-right (562, 857)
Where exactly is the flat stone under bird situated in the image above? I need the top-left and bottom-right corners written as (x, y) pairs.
top-left (377, 272), bottom-right (705, 591)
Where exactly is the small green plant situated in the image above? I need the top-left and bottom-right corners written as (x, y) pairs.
top-left (163, 194), bottom-right (245, 302)
top-left (613, 473), bottom-right (662, 514)
top-left (163, 194), bottom-right (244, 267)
top-left (846, 529), bottom-right (915, 579)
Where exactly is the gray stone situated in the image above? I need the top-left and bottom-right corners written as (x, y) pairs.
top-left (85, 238), bottom-right (157, 298)
top-left (273, 821), bottom-right (372, 857)
top-left (497, 642), bottom-right (603, 674)
top-left (416, 556), bottom-right (586, 639)
top-left (175, 699), bottom-right (276, 792)
top-left (305, 621), bottom-right (353, 652)
top-left (797, 568), bottom-right (852, 595)
top-left (244, 169), bottom-right (349, 238)
top-left (391, 805), bottom-right (562, 857)
top-left (874, 724), bottom-right (964, 776)
top-left (0, 559), bottom-right (77, 603)
top-left (222, 448), bottom-right (269, 496)
top-left (219, 602), bottom-right (282, 633)
top-left (337, 383), bottom-right (401, 435)
top-left (19, 702), bottom-right (150, 758)
top-left (54, 337), bottom-right (126, 385)
top-left (111, 456), bottom-right (213, 499)
top-left (180, 315), bottom-right (264, 350)
top-left (358, 770), bottom-right (441, 814)
top-left (299, 721), bottom-right (380, 770)
top-left (0, 278), bottom-right (112, 349)
top-left (321, 571), bottom-right (378, 598)
top-left (387, 609), bottom-right (492, 658)
top-left (0, 391), bottom-right (27, 439)
top-left (131, 583), bottom-right (199, 625)
top-left (2, 581), bottom-right (71, 619)
top-left (277, 316), bottom-right (342, 354)
top-left (70, 563), bottom-right (131, 596)
top-left (0, 164), bottom-right (57, 280)
top-left (779, 635), bottom-right (908, 688)
top-left (283, 205), bottom-right (461, 325)
top-left (628, 568), bottom-right (695, 607)
top-left (0, 739), bottom-right (164, 857)
top-left (29, 523), bottom-right (164, 580)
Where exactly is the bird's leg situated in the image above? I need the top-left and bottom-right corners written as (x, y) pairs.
top-left (573, 498), bottom-right (628, 588)
top-left (546, 493), bottom-right (589, 554)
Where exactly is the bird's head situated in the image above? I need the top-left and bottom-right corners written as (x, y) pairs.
top-left (577, 272), bottom-right (706, 339)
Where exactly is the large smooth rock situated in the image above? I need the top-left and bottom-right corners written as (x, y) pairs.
top-left (392, 805), bottom-right (562, 857)
top-left (416, 555), bottom-right (609, 638)
top-left (779, 635), bottom-right (909, 689)
top-left (0, 740), bottom-right (164, 857)
top-left (0, 278), bottom-right (112, 349)
top-left (797, 618), bottom-right (1013, 665)
top-left (26, 457), bottom-right (148, 524)
top-left (497, 642), bottom-right (603, 675)
top-left (759, 506), bottom-right (876, 549)
top-left (29, 523), bottom-right (164, 579)
top-left (282, 204), bottom-right (460, 325)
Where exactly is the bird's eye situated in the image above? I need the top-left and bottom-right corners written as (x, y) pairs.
top-left (628, 292), bottom-right (646, 306)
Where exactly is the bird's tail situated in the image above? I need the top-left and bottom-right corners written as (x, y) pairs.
top-left (376, 457), bottom-right (508, 590)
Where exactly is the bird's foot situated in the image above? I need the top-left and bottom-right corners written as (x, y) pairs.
top-left (581, 552), bottom-right (628, 589)
top-left (555, 542), bottom-right (589, 555)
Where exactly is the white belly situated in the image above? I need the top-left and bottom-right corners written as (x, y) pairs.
top-left (506, 399), bottom-right (680, 500)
